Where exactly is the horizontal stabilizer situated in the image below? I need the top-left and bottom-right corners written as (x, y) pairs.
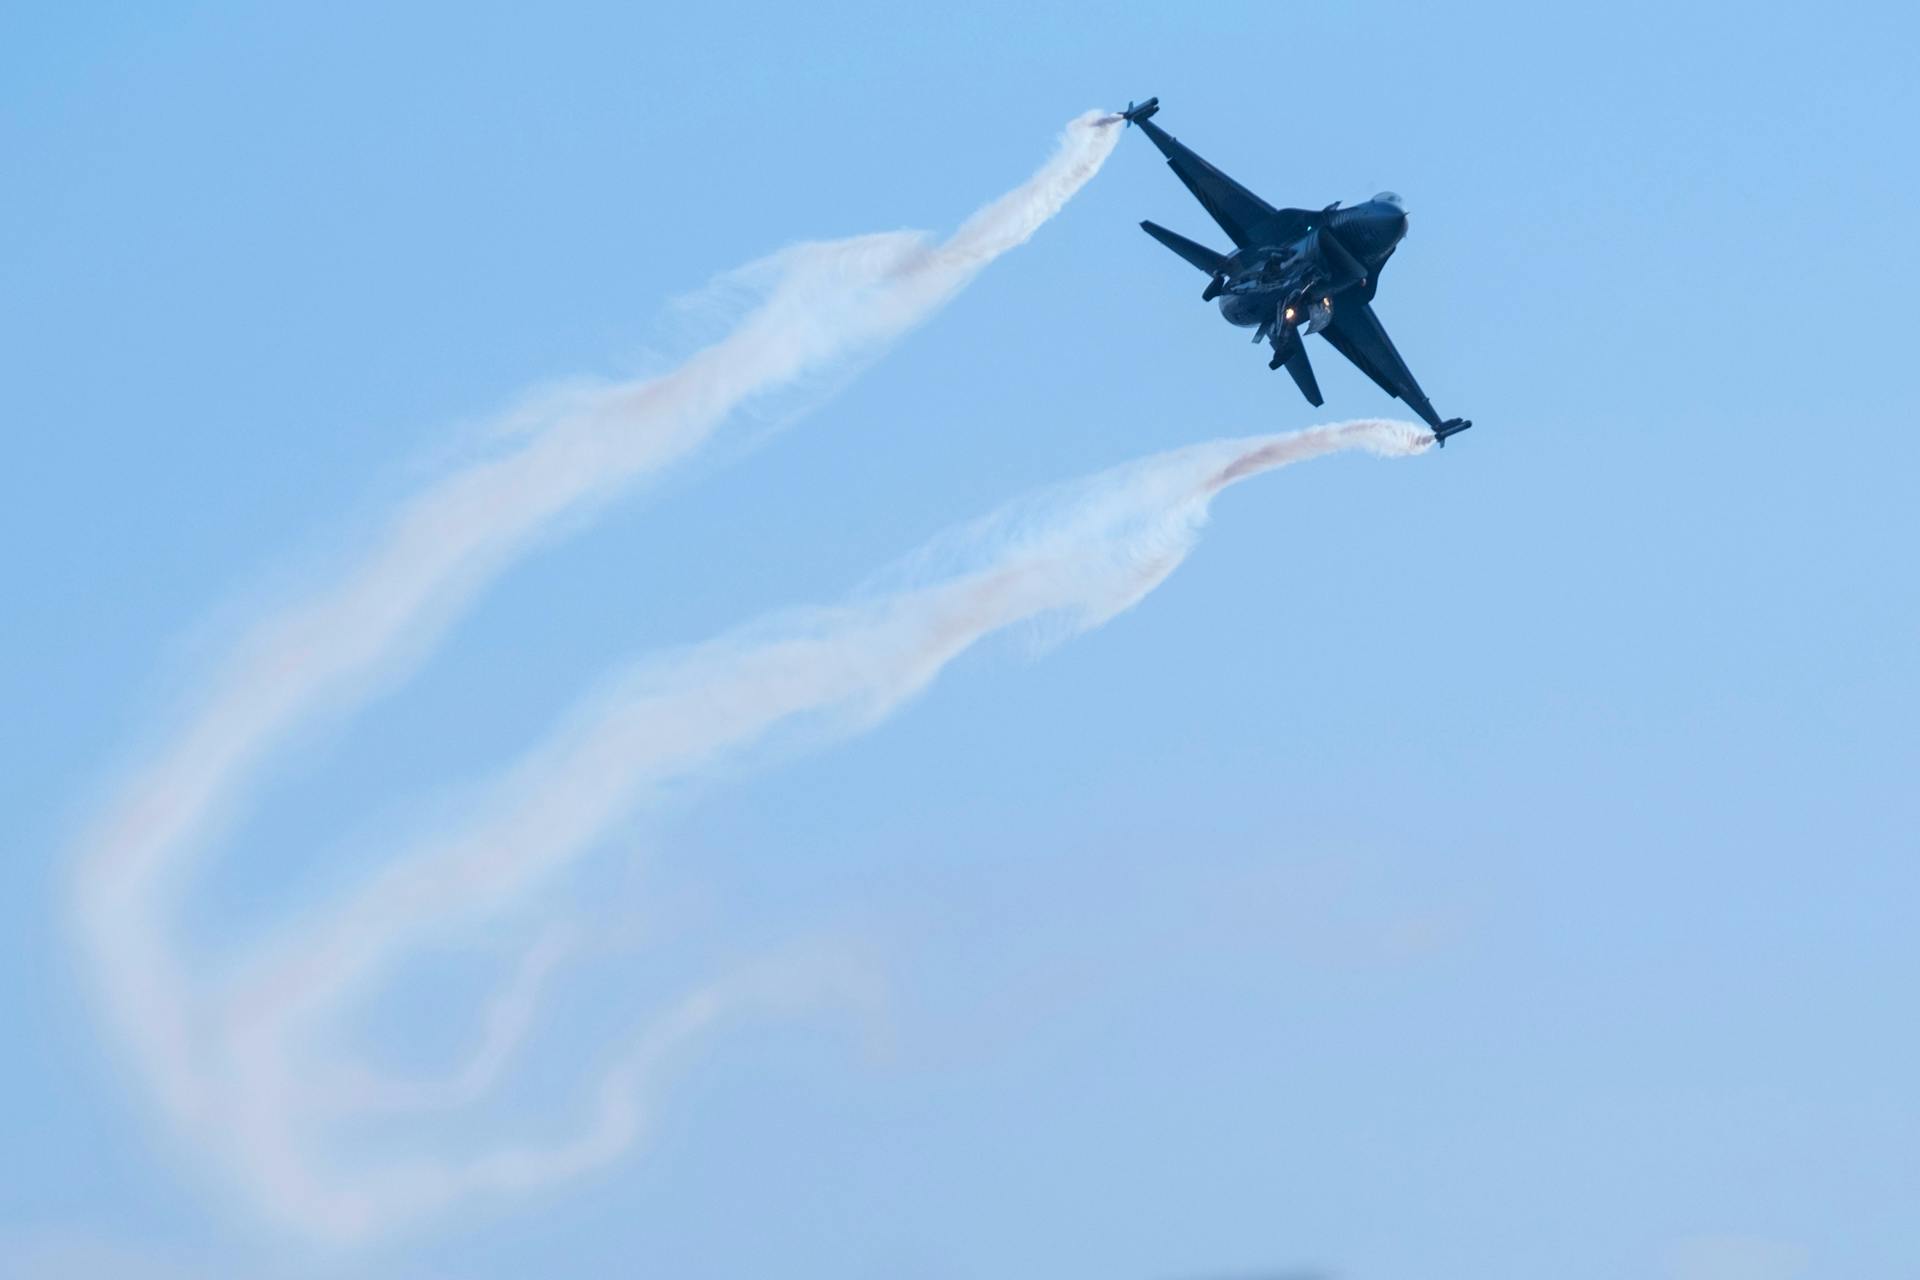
top-left (1139, 220), bottom-right (1228, 276)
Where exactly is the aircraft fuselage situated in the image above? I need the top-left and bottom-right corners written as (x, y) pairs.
top-left (1214, 198), bottom-right (1408, 336)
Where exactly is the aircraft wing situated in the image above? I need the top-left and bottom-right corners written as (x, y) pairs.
top-left (1318, 299), bottom-right (1444, 431)
top-left (1133, 116), bottom-right (1308, 248)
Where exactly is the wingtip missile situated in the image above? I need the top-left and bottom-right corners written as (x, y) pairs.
top-left (1121, 97), bottom-right (1160, 126)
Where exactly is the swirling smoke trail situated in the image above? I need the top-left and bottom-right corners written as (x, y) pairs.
top-left (67, 111), bottom-right (1431, 1242)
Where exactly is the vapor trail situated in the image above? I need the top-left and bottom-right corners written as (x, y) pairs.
top-left (68, 110), bottom-right (1120, 1206)
top-left (193, 419), bottom-right (1430, 1237)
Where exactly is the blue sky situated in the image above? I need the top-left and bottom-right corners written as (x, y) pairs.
top-left (4, 2), bottom-right (1916, 1276)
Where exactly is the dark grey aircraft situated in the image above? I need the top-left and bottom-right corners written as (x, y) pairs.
top-left (1121, 98), bottom-right (1471, 445)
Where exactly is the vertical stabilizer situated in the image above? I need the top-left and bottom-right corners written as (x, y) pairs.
top-left (1284, 344), bottom-right (1323, 407)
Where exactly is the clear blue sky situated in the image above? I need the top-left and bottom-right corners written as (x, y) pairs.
top-left (4, 1), bottom-right (1916, 1276)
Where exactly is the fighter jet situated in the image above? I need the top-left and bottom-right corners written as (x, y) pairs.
top-left (1120, 98), bottom-right (1471, 445)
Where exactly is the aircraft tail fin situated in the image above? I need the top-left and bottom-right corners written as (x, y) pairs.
top-left (1139, 220), bottom-right (1228, 276)
top-left (1284, 344), bottom-right (1323, 407)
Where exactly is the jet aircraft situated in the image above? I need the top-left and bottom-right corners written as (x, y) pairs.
top-left (1121, 98), bottom-right (1471, 445)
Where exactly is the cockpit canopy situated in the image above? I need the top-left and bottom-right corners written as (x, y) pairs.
top-left (1373, 191), bottom-right (1405, 209)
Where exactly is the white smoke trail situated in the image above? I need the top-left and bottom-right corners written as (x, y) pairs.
top-left (134, 419), bottom-right (1429, 1238)
top-left (67, 109), bottom-right (1120, 1226)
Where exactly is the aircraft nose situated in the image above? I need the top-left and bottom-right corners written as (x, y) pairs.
top-left (1331, 200), bottom-right (1409, 254)
top-left (1367, 193), bottom-right (1408, 230)
top-left (1375, 204), bottom-right (1409, 244)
